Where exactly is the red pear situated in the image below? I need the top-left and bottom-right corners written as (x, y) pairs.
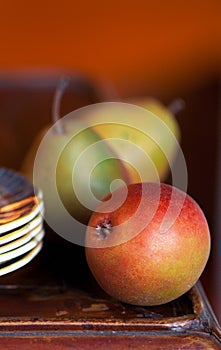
top-left (85, 183), bottom-right (211, 305)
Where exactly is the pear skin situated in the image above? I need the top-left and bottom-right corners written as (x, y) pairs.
top-left (21, 118), bottom-right (131, 225)
top-left (80, 99), bottom-right (181, 183)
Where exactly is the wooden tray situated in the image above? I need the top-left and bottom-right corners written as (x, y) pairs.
top-left (0, 228), bottom-right (220, 349)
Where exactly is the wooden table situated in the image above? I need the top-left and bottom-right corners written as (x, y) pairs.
top-left (0, 228), bottom-right (220, 349)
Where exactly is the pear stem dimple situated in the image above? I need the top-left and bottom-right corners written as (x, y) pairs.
top-left (52, 76), bottom-right (70, 134)
top-left (96, 219), bottom-right (113, 239)
top-left (168, 98), bottom-right (185, 115)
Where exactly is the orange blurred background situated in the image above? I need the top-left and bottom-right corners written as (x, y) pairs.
top-left (0, 0), bottom-right (220, 94)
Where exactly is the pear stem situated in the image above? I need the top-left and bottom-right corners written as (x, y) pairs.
top-left (168, 98), bottom-right (185, 115)
top-left (52, 76), bottom-right (70, 134)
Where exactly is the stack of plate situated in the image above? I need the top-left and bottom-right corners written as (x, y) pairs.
top-left (0, 167), bottom-right (44, 276)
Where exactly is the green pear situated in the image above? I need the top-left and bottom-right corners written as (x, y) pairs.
top-left (79, 99), bottom-right (181, 183)
top-left (21, 116), bottom-right (130, 229)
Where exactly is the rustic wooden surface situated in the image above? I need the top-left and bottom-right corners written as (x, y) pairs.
top-left (0, 229), bottom-right (220, 349)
